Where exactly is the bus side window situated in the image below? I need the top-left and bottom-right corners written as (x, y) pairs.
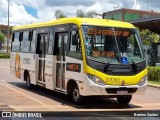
top-left (53, 34), bottom-right (59, 55)
top-left (21, 31), bottom-right (30, 52)
top-left (48, 29), bottom-right (54, 55)
top-left (36, 35), bottom-right (42, 55)
top-left (69, 31), bottom-right (82, 60)
top-left (30, 31), bottom-right (37, 53)
top-left (12, 32), bottom-right (20, 52)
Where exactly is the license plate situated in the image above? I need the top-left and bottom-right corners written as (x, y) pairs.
top-left (117, 90), bottom-right (128, 94)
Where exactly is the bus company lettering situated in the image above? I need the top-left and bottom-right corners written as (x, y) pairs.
top-left (23, 58), bottom-right (31, 65)
top-left (87, 28), bottom-right (130, 37)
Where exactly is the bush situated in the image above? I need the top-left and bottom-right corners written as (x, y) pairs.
top-left (0, 54), bottom-right (10, 59)
top-left (147, 66), bottom-right (160, 81)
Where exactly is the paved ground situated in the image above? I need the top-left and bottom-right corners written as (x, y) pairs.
top-left (0, 59), bottom-right (160, 119)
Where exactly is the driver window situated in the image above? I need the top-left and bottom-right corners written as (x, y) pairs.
top-left (69, 31), bottom-right (82, 60)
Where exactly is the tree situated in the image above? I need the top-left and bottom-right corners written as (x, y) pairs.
top-left (86, 10), bottom-right (97, 18)
top-left (76, 9), bottom-right (98, 18)
top-left (76, 9), bottom-right (85, 17)
top-left (55, 10), bottom-right (67, 19)
top-left (139, 29), bottom-right (160, 45)
top-left (0, 32), bottom-right (5, 43)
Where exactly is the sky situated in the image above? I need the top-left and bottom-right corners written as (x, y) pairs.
top-left (0, 0), bottom-right (160, 25)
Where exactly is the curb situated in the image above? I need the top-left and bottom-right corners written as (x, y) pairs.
top-left (147, 83), bottom-right (160, 89)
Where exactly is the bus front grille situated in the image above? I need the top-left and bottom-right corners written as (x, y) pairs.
top-left (105, 88), bottom-right (137, 94)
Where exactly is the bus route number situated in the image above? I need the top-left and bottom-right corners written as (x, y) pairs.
top-left (66, 63), bottom-right (81, 72)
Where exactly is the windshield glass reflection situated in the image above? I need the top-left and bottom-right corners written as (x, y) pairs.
top-left (82, 26), bottom-right (144, 64)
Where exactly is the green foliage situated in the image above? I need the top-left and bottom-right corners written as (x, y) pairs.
top-left (55, 9), bottom-right (99, 19)
top-left (76, 9), bottom-right (86, 17)
top-left (55, 9), bottom-right (67, 19)
top-left (86, 10), bottom-right (97, 18)
top-left (76, 9), bottom-right (98, 18)
top-left (9, 26), bottom-right (13, 35)
top-left (1, 26), bottom-right (12, 35)
top-left (139, 29), bottom-right (160, 45)
top-left (147, 66), bottom-right (160, 81)
top-left (128, 35), bottom-right (134, 44)
top-left (59, 14), bottom-right (67, 18)
top-left (0, 32), bottom-right (5, 43)
top-left (148, 80), bottom-right (160, 85)
top-left (0, 54), bottom-right (10, 59)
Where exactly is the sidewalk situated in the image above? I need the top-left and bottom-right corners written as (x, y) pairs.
top-left (148, 83), bottom-right (160, 89)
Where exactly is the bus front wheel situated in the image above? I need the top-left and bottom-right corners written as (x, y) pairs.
top-left (72, 86), bottom-right (83, 105)
top-left (117, 95), bottom-right (132, 104)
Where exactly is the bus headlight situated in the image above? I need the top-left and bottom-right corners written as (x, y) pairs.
top-left (87, 74), bottom-right (105, 86)
top-left (138, 75), bottom-right (147, 86)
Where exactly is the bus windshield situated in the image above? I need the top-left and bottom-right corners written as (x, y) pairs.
top-left (82, 26), bottom-right (145, 64)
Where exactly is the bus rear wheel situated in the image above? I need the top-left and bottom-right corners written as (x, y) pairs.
top-left (26, 74), bottom-right (33, 89)
top-left (117, 95), bottom-right (132, 104)
top-left (72, 86), bottom-right (83, 105)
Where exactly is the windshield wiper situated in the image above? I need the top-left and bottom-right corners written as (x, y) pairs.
top-left (93, 62), bottom-right (110, 72)
top-left (92, 63), bottom-right (110, 74)
top-left (104, 62), bottom-right (110, 72)
top-left (126, 52), bottom-right (137, 72)
top-left (117, 38), bottom-right (137, 72)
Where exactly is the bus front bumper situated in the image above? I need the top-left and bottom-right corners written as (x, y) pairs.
top-left (80, 79), bottom-right (147, 96)
top-left (100, 84), bottom-right (147, 96)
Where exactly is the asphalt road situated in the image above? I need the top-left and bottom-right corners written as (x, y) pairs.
top-left (0, 59), bottom-right (160, 119)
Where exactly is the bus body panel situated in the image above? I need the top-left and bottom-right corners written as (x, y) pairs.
top-left (65, 57), bottom-right (86, 95)
top-left (77, 71), bottom-right (147, 96)
top-left (10, 52), bottom-right (37, 85)
top-left (45, 55), bottom-right (54, 90)
top-left (35, 54), bottom-right (39, 85)
top-left (85, 66), bottom-right (147, 86)
top-left (52, 56), bottom-right (57, 90)
top-left (13, 18), bottom-right (136, 31)
top-left (65, 57), bottom-right (85, 83)
top-left (79, 74), bottom-right (103, 96)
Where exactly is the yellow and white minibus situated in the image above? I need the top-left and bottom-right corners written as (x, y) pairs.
top-left (10, 18), bottom-right (147, 104)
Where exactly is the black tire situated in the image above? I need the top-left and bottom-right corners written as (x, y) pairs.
top-left (117, 95), bottom-right (132, 104)
top-left (72, 85), bottom-right (83, 105)
top-left (26, 74), bottom-right (33, 89)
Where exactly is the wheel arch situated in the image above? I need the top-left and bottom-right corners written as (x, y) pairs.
top-left (24, 69), bottom-right (29, 81)
top-left (66, 79), bottom-right (78, 96)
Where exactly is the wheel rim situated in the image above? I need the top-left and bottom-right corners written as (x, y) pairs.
top-left (73, 89), bottom-right (79, 102)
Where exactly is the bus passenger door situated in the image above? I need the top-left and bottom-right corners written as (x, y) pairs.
top-left (37, 34), bottom-right (48, 84)
top-left (55, 33), bottom-right (68, 91)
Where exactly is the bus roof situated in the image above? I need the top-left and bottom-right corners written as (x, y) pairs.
top-left (13, 18), bottom-right (136, 31)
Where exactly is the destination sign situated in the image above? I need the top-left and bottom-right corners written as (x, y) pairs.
top-left (87, 28), bottom-right (130, 37)
top-left (92, 51), bottom-right (115, 57)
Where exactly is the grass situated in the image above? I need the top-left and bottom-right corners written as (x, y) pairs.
top-left (148, 80), bottom-right (160, 85)
top-left (0, 54), bottom-right (10, 59)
